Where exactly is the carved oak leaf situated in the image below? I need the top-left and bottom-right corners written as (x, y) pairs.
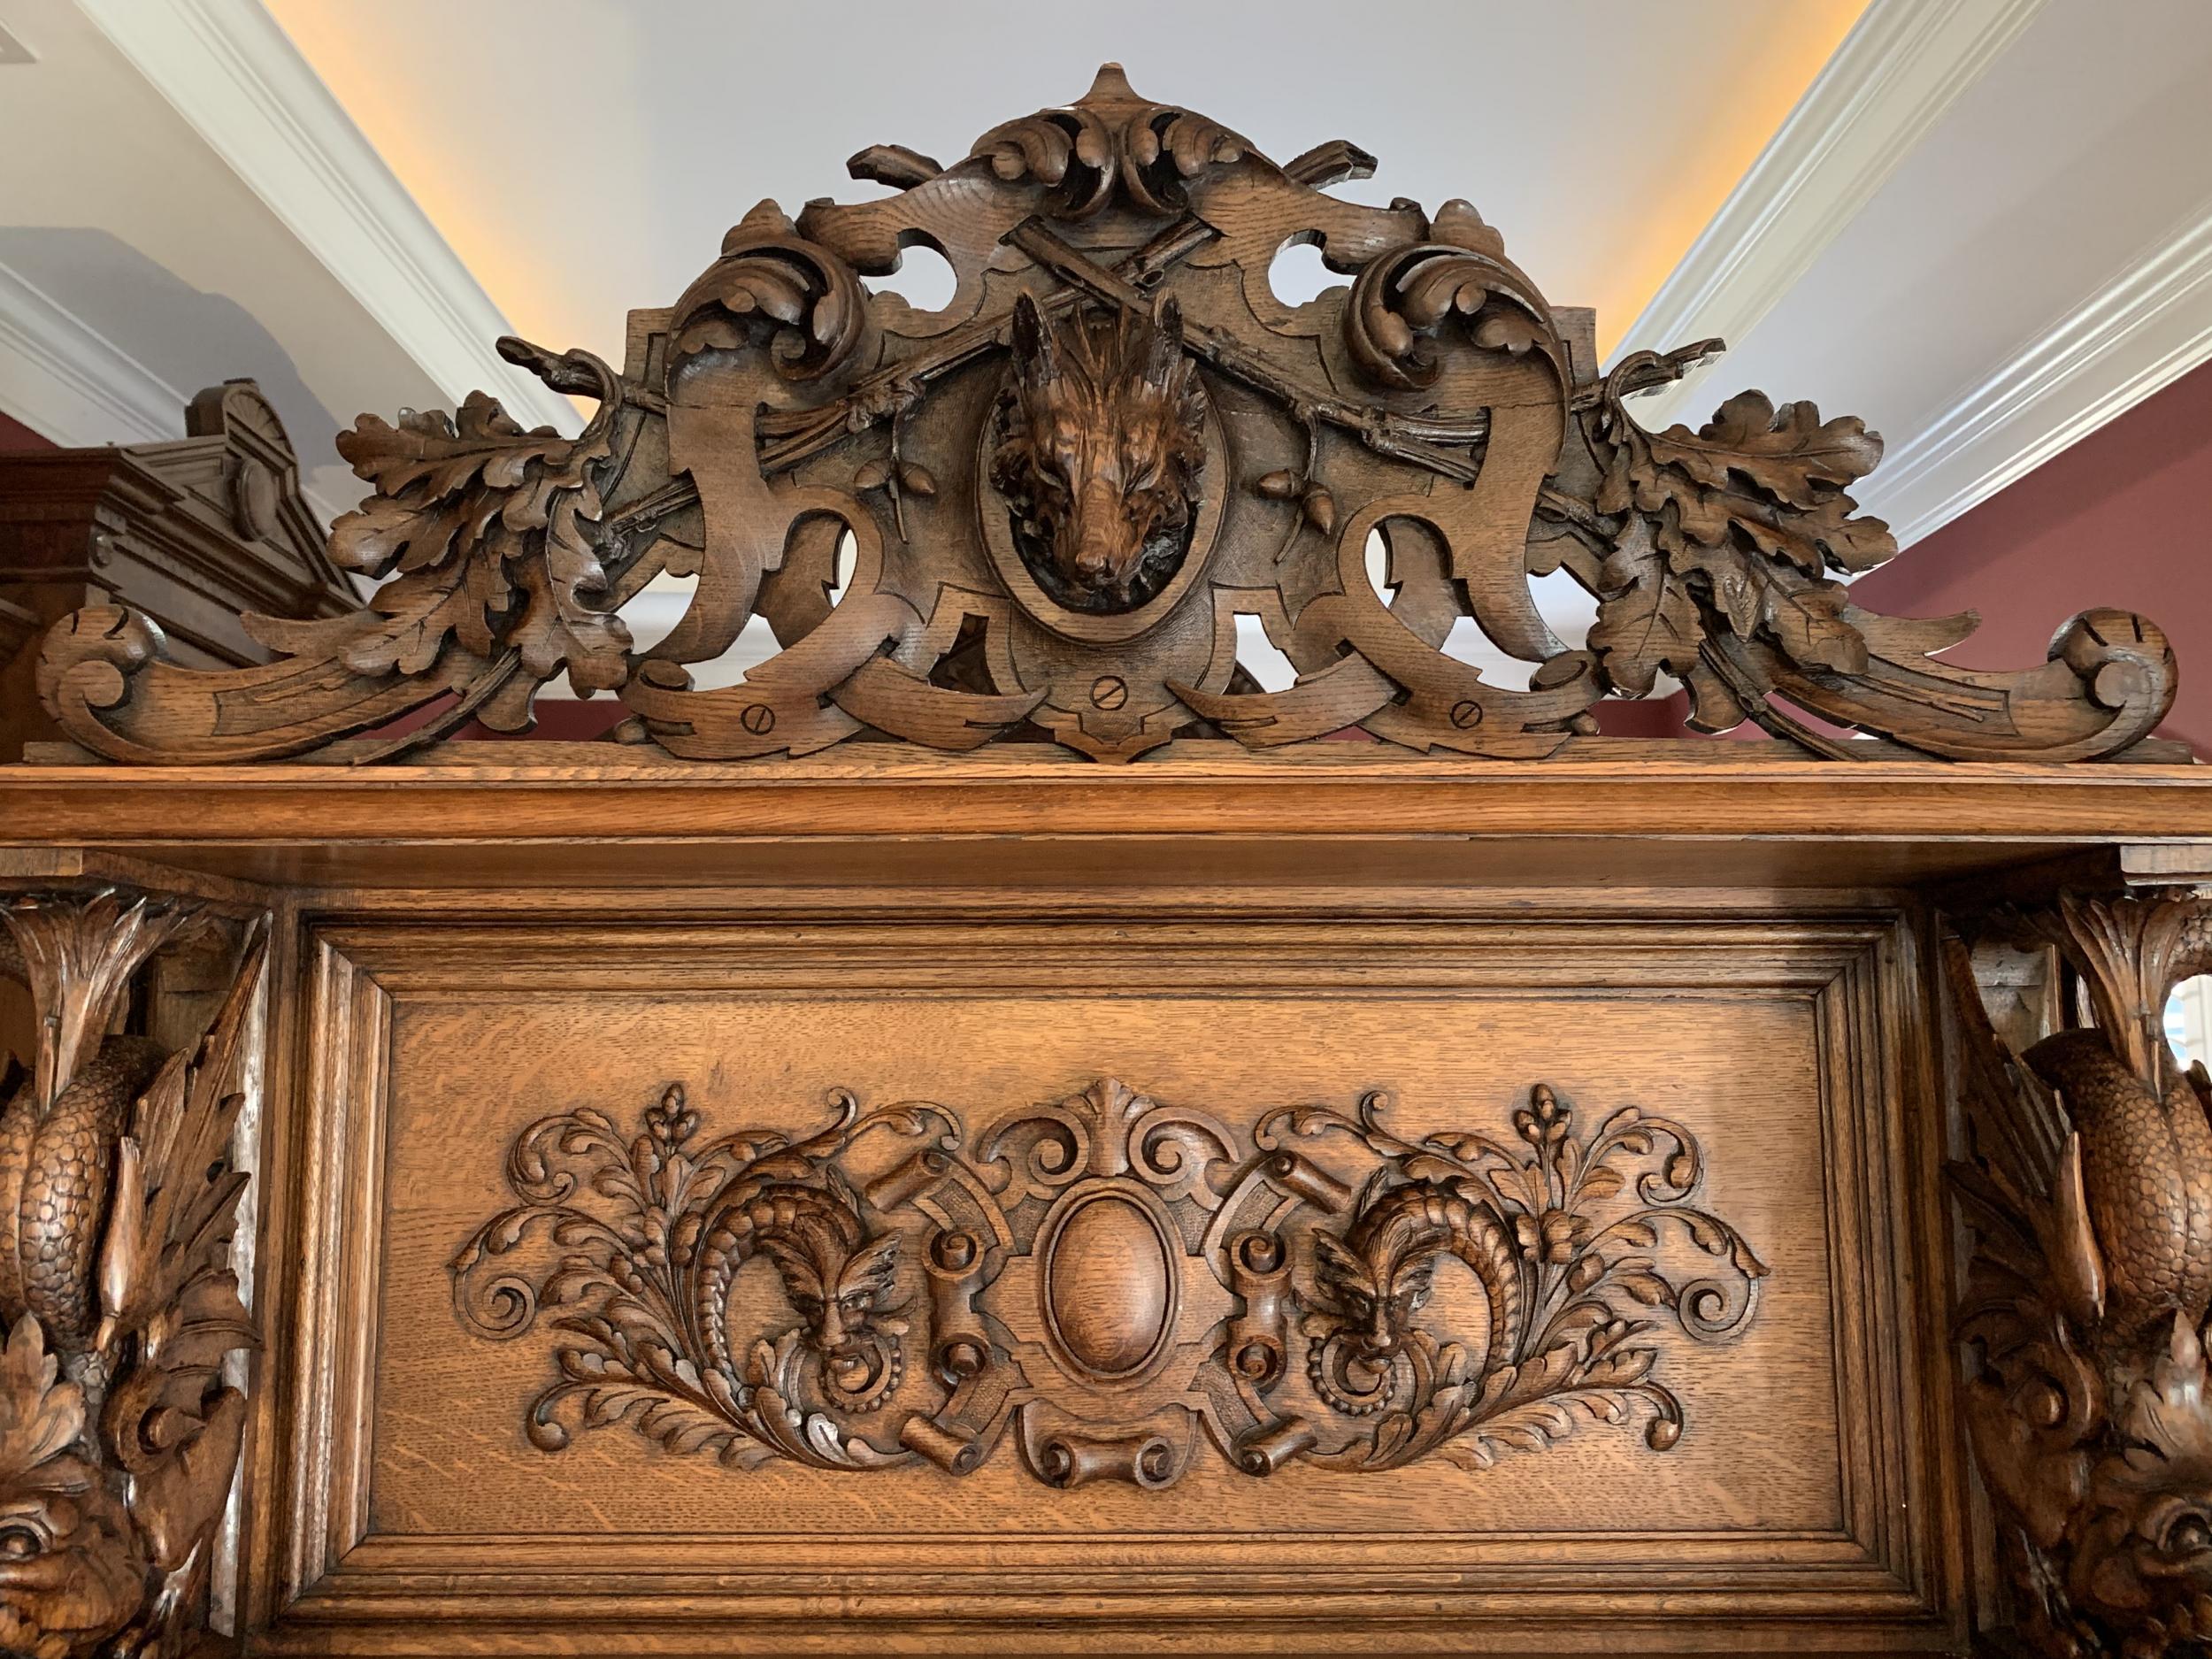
top-left (1759, 579), bottom-right (1869, 676)
top-left (1680, 657), bottom-right (1749, 734)
top-left (1588, 514), bottom-right (1700, 697)
top-left (0, 1317), bottom-right (84, 1489)
top-left (1632, 391), bottom-right (1897, 578)
top-left (246, 377), bottom-right (630, 698)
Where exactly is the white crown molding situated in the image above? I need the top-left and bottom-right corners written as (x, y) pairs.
top-left (1861, 202), bottom-right (2212, 547)
top-left (1614, 0), bottom-right (2045, 423)
top-left (70, 0), bottom-right (578, 436)
top-left (0, 260), bottom-right (355, 524)
top-left (0, 258), bottom-right (186, 449)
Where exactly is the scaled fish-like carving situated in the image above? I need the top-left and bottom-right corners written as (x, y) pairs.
top-left (1951, 892), bottom-right (2212, 1656)
top-left (0, 893), bottom-right (265, 1659)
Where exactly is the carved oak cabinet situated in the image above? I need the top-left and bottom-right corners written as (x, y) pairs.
top-left (3, 68), bottom-right (2211, 1659)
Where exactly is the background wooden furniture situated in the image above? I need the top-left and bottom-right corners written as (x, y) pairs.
top-left (0, 380), bottom-right (356, 761)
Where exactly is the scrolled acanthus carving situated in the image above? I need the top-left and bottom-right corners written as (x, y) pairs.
top-left (452, 1072), bottom-right (1765, 1489)
top-left (38, 337), bottom-right (629, 763)
top-left (1947, 889), bottom-right (2212, 1656)
top-left (0, 890), bottom-right (266, 1658)
top-left (1557, 354), bottom-right (2177, 757)
top-left (968, 62), bottom-right (1248, 219)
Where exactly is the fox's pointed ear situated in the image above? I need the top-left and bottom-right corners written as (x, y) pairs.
top-left (1011, 293), bottom-right (1054, 380)
top-left (1146, 296), bottom-right (1185, 387)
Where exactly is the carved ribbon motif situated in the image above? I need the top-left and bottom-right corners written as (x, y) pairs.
top-left (0, 892), bottom-right (265, 1658)
top-left (451, 1075), bottom-right (1764, 1488)
top-left (32, 65), bottom-right (2177, 765)
top-left (1948, 890), bottom-right (2212, 1656)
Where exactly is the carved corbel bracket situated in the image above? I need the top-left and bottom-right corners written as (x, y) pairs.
top-left (0, 889), bottom-right (266, 1659)
top-left (1946, 887), bottom-right (2212, 1656)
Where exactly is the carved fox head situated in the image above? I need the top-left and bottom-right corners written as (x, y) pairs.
top-left (991, 294), bottom-right (1207, 609)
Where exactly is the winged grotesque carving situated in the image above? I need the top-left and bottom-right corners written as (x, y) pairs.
top-left (32, 65), bottom-right (2177, 764)
top-left (1948, 891), bottom-right (2212, 1656)
top-left (0, 892), bottom-right (265, 1658)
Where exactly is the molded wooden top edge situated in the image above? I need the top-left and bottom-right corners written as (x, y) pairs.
top-left (4, 746), bottom-right (2211, 850)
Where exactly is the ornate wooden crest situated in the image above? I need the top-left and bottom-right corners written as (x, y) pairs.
top-left (35, 65), bottom-right (2181, 764)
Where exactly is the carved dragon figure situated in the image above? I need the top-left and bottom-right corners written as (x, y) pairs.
top-left (1950, 891), bottom-right (2212, 1657)
top-left (989, 292), bottom-right (1207, 611)
top-left (1307, 1174), bottom-right (1521, 1416)
top-left (0, 893), bottom-right (265, 1659)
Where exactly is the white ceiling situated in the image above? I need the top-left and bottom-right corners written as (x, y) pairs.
top-left (4, 0), bottom-right (2212, 695)
top-left (1643, 0), bottom-right (2212, 545)
top-left (0, 0), bottom-right (445, 518)
top-left (255, 0), bottom-right (1862, 369)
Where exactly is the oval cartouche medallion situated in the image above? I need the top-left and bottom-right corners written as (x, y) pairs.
top-left (1040, 1186), bottom-right (1179, 1382)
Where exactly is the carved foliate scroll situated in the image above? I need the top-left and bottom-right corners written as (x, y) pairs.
top-left (31, 65), bottom-right (2177, 765)
top-left (451, 1074), bottom-right (1764, 1488)
top-left (1947, 891), bottom-right (2212, 1656)
top-left (0, 892), bottom-right (265, 1658)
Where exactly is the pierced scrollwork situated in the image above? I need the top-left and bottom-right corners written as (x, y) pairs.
top-left (452, 1073), bottom-right (1764, 1490)
top-left (450, 1085), bottom-right (953, 1470)
top-left (41, 63), bottom-right (2179, 765)
top-left (1261, 1082), bottom-right (1765, 1471)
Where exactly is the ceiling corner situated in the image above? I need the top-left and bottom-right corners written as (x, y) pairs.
top-left (68, 0), bottom-right (579, 436)
top-left (1613, 0), bottom-right (2046, 411)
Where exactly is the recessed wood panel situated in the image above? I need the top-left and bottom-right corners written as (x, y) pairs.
top-left (252, 910), bottom-right (1956, 1654)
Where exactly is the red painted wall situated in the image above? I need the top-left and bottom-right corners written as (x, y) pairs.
top-left (0, 410), bottom-right (55, 453)
top-left (1848, 358), bottom-right (2212, 755)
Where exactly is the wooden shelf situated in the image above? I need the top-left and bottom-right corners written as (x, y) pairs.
top-left (5, 744), bottom-right (2208, 895)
